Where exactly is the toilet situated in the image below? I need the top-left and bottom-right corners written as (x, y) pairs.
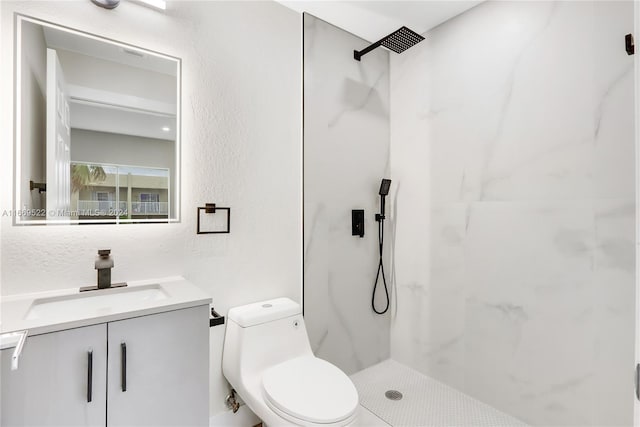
top-left (222, 298), bottom-right (359, 426)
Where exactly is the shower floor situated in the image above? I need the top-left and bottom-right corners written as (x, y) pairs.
top-left (350, 360), bottom-right (527, 427)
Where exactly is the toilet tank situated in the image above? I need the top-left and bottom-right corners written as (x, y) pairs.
top-left (222, 298), bottom-right (313, 384)
top-left (228, 298), bottom-right (300, 327)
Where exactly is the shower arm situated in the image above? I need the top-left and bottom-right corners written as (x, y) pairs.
top-left (354, 39), bottom-right (384, 61)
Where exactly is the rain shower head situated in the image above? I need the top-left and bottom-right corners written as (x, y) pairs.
top-left (380, 27), bottom-right (425, 54)
top-left (354, 26), bottom-right (425, 61)
top-left (379, 179), bottom-right (392, 196)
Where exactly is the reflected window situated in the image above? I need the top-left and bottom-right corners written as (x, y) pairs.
top-left (71, 162), bottom-right (169, 220)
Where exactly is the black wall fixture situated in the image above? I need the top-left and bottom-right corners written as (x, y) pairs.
top-left (210, 307), bottom-right (225, 327)
top-left (352, 209), bottom-right (365, 238)
top-left (626, 33), bottom-right (635, 55)
top-left (29, 180), bottom-right (46, 193)
top-left (90, 0), bottom-right (120, 9)
top-left (354, 26), bottom-right (425, 61)
top-left (197, 203), bottom-right (231, 234)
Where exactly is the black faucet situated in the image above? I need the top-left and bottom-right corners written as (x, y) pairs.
top-left (79, 249), bottom-right (127, 292)
top-left (95, 249), bottom-right (114, 289)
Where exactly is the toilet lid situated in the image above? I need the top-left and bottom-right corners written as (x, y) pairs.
top-left (262, 356), bottom-right (359, 424)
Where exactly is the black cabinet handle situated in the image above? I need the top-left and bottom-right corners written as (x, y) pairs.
top-left (121, 342), bottom-right (127, 392)
top-left (87, 350), bottom-right (93, 403)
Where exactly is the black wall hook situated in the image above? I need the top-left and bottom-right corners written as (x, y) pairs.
top-left (29, 180), bottom-right (46, 193)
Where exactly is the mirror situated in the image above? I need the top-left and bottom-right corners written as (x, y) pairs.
top-left (15, 15), bottom-right (180, 224)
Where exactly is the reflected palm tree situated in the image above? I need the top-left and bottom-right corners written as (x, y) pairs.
top-left (71, 164), bottom-right (107, 193)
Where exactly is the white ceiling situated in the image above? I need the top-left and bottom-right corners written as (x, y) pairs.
top-left (70, 101), bottom-right (176, 141)
top-left (39, 23), bottom-right (177, 141)
top-left (43, 25), bottom-right (178, 76)
top-left (276, 0), bottom-right (482, 42)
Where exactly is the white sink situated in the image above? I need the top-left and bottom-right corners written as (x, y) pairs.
top-left (25, 284), bottom-right (168, 321)
top-left (2, 276), bottom-right (211, 336)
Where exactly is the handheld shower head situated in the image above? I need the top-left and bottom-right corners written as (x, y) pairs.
top-left (379, 179), bottom-right (392, 196)
top-left (376, 178), bottom-right (391, 223)
top-left (372, 178), bottom-right (392, 315)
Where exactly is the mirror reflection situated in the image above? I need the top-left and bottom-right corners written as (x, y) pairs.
top-left (16, 16), bottom-right (180, 224)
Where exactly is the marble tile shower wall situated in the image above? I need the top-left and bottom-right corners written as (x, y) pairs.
top-left (303, 14), bottom-right (391, 374)
top-left (390, 1), bottom-right (635, 426)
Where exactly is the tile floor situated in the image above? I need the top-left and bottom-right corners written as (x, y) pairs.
top-left (351, 360), bottom-right (527, 427)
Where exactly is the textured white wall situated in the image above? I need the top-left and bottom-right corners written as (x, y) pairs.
top-left (0, 0), bottom-right (302, 417)
top-left (390, 1), bottom-right (635, 425)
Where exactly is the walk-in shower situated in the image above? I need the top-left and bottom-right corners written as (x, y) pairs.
top-left (303, 1), bottom-right (636, 424)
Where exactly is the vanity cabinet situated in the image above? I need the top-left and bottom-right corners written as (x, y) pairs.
top-left (0, 324), bottom-right (107, 427)
top-left (1, 306), bottom-right (209, 427)
top-left (107, 306), bottom-right (209, 427)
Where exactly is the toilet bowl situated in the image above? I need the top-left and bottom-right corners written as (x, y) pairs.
top-left (222, 298), bottom-right (359, 426)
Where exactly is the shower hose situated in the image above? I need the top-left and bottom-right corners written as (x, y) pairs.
top-left (372, 215), bottom-right (389, 314)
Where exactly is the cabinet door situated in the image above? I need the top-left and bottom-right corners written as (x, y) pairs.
top-left (107, 306), bottom-right (209, 427)
top-left (1, 324), bottom-right (107, 427)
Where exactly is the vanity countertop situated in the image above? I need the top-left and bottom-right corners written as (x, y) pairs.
top-left (0, 276), bottom-right (212, 336)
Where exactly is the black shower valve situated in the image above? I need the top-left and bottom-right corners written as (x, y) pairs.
top-left (352, 209), bottom-right (365, 238)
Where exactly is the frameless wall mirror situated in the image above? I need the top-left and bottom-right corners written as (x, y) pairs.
top-left (14, 15), bottom-right (181, 225)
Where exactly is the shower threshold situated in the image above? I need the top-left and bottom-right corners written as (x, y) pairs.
top-left (350, 359), bottom-right (527, 427)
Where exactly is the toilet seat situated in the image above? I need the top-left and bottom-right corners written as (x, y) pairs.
top-left (262, 356), bottom-right (359, 425)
